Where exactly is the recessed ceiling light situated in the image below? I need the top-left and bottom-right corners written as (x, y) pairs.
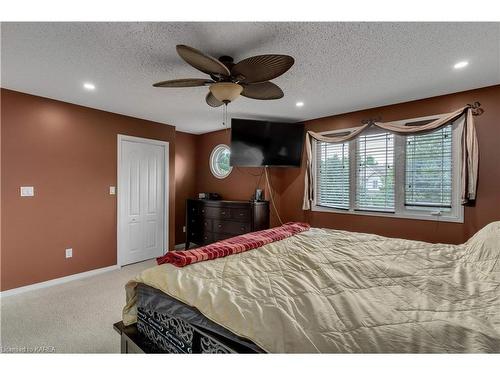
top-left (83, 82), bottom-right (96, 91)
top-left (296, 101), bottom-right (304, 107)
top-left (453, 61), bottom-right (469, 70)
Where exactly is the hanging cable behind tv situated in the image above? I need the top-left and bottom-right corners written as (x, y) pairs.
top-left (265, 166), bottom-right (283, 226)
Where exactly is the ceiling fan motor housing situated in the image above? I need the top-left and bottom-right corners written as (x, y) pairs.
top-left (218, 55), bottom-right (234, 68)
top-left (209, 56), bottom-right (235, 81)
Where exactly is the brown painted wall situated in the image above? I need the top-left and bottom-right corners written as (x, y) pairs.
top-left (174, 131), bottom-right (197, 245)
top-left (195, 129), bottom-right (285, 228)
top-left (1, 89), bottom-right (176, 291)
top-left (279, 85), bottom-right (500, 244)
top-left (3, 85), bottom-right (499, 291)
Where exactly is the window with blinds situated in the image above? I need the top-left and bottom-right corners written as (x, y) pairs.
top-left (355, 131), bottom-right (395, 211)
top-left (312, 117), bottom-right (462, 222)
top-left (316, 141), bottom-right (350, 209)
top-left (405, 125), bottom-right (452, 208)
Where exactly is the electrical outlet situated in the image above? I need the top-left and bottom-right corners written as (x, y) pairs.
top-left (65, 248), bottom-right (73, 258)
top-left (20, 186), bottom-right (35, 197)
top-left (183, 226), bottom-right (186, 233)
top-left (109, 186), bottom-right (116, 195)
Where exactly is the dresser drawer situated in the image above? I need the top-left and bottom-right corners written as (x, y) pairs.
top-left (189, 219), bottom-right (211, 236)
top-left (213, 220), bottom-right (250, 235)
top-left (213, 232), bottom-right (235, 242)
top-left (230, 208), bottom-right (250, 221)
top-left (203, 206), bottom-right (231, 219)
top-left (188, 206), bottom-right (199, 216)
top-left (200, 232), bottom-right (214, 244)
top-left (201, 218), bottom-right (212, 232)
top-left (188, 227), bottom-right (201, 241)
top-left (188, 216), bottom-right (200, 227)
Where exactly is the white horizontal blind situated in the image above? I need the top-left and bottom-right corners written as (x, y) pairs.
top-left (405, 125), bottom-right (452, 208)
top-left (316, 140), bottom-right (350, 209)
top-left (355, 131), bottom-right (395, 211)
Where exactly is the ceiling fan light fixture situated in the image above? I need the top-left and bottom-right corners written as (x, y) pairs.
top-left (209, 82), bottom-right (243, 103)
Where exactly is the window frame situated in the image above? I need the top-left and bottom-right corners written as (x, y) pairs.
top-left (311, 114), bottom-right (464, 223)
top-left (209, 144), bottom-right (233, 179)
top-left (354, 128), bottom-right (396, 213)
top-left (315, 140), bottom-right (351, 210)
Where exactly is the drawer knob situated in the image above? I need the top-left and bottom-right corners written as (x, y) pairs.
top-left (218, 224), bottom-right (222, 228)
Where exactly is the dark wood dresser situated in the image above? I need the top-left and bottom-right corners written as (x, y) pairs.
top-left (185, 199), bottom-right (270, 249)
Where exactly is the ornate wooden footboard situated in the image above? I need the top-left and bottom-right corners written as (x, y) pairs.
top-left (114, 308), bottom-right (262, 354)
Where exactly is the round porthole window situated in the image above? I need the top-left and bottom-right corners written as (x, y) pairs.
top-left (209, 144), bottom-right (232, 179)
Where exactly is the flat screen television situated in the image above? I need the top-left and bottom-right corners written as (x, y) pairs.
top-left (230, 118), bottom-right (305, 167)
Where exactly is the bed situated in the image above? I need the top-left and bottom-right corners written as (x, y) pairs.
top-left (121, 222), bottom-right (500, 353)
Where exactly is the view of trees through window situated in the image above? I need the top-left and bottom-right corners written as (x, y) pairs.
top-left (355, 132), bottom-right (394, 211)
top-left (317, 143), bottom-right (349, 209)
top-left (405, 125), bottom-right (452, 208)
top-left (216, 148), bottom-right (231, 174)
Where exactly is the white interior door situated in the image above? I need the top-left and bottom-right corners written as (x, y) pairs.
top-left (118, 135), bottom-right (168, 266)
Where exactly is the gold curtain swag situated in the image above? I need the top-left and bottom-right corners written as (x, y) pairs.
top-left (303, 105), bottom-right (480, 210)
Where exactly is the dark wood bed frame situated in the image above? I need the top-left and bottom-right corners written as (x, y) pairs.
top-left (113, 321), bottom-right (261, 354)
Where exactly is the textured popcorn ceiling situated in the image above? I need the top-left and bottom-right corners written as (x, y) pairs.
top-left (1, 22), bottom-right (499, 134)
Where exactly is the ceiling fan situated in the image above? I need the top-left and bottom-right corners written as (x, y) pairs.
top-left (153, 45), bottom-right (294, 107)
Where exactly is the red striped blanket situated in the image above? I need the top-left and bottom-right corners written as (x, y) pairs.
top-left (157, 222), bottom-right (310, 267)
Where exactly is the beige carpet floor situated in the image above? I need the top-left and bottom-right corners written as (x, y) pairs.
top-left (0, 259), bottom-right (155, 353)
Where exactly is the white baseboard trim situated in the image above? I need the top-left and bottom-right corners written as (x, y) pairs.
top-left (0, 264), bottom-right (120, 298)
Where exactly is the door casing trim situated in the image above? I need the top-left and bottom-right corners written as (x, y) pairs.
top-left (117, 134), bottom-right (169, 267)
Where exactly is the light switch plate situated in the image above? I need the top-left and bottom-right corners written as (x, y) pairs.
top-left (109, 186), bottom-right (116, 195)
top-left (20, 186), bottom-right (34, 197)
top-left (65, 248), bottom-right (73, 258)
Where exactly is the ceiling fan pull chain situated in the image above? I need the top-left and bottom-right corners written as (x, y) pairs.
top-left (222, 103), bottom-right (228, 128)
top-left (221, 104), bottom-right (225, 127)
top-left (225, 104), bottom-right (228, 128)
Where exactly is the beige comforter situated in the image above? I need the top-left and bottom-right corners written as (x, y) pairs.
top-left (123, 222), bottom-right (500, 353)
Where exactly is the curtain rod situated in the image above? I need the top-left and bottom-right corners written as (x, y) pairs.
top-left (360, 102), bottom-right (484, 126)
top-left (468, 101), bottom-right (484, 116)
